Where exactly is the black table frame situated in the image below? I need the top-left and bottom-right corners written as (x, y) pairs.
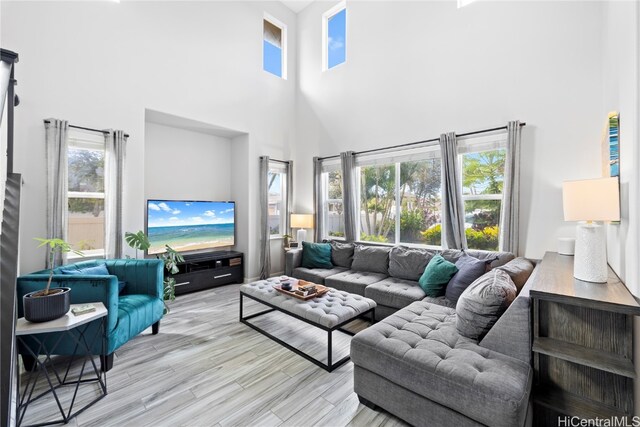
top-left (16, 317), bottom-right (107, 427)
top-left (239, 291), bottom-right (375, 372)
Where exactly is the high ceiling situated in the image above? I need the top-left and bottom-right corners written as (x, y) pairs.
top-left (280, 0), bottom-right (315, 14)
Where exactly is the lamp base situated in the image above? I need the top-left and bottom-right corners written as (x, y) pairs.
top-left (573, 222), bottom-right (608, 283)
top-left (296, 228), bottom-right (307, 244)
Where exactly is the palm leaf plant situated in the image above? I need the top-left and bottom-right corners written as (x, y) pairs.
top-left (124, 231), bottom-right (184, 313)
top-left (124, 231), bottom-right (150, 259)
top-left (158, 245), bottom-right (184, 313)
top-left (34, 238), bottom-right (83, 296)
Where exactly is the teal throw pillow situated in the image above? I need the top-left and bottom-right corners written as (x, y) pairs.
top-left (419, 254), bottom-right (459, 297)
top-left (60, 263), bottom-right (110, 276)
top-left (301, 242), bottom-right (333, 269)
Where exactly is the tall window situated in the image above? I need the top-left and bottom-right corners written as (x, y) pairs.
top-left (460, 148), bottom-right (505, 251)
top-left (324, 170), bottom-right (345, 238)
top-left (263, 15), bottom-right (287, 79)
top-left (67, 129), bottom-right (105, 256)
top-left (323, 2), bottom-right (346, 70)
top-left (268, 162), bottom-right (288, 237)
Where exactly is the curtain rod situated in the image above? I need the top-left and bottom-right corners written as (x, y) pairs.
top-left (43, 120), bottom-right (130, 138)
top-left (318, 122), bottom-right (526, 161)
top-left (262, 157), bottom-right (290, 165)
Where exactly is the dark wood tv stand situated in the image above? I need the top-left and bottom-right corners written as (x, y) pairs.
top-left (170, 250), bottom-right (244, 295)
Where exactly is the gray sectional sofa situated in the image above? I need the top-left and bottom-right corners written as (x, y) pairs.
top-left (285, 244), bottom-right (517, 320)
top-left (285, 243), bottom-right (537, 427)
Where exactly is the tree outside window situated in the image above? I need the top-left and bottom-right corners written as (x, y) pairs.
top-left (461, 149), bottom-right (505, 251)
top-left (325, 170), bottom-right (345, 238)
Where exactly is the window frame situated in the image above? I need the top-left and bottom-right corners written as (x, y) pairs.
top-left (267, 162), bottom-right (288, 239)
top-left (353, 146), bottom-right (443, 249)
top-left (322, 1), bottom-right (347, 71)
top-left (321, 169), bottom-right (346, 241)
top-left (66, 129), bottom-right (106, 260)
top-left (263, 13), bottom-right (288, 80)
top-left (458, 135), bottom-right (508, 251)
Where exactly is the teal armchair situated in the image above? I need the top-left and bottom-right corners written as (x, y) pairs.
top-left (17, 259), bottom-right (165, 371)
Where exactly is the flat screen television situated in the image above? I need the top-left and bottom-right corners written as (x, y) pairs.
top-left (146, 200), bottom-right (235, 255)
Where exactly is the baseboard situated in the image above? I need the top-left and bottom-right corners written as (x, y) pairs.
top-left (243, 271), bottom-right (283, 284)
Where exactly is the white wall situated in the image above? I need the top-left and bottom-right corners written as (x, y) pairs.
top-left (144, 122), bottom-right (232, 201)
top-left (602, 0), bottom-right (640, 297)
top-left (599, 0), bottom-right (640, 414)
top-left (295, 0), bottom-right (604, 259)
top-left (1, 1), bottom-right (297, 277)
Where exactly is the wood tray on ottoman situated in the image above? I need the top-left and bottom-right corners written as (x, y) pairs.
top-left (273, 279), bottom-right (329, 300)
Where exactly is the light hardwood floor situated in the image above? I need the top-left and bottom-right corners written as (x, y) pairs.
top-left (19, 283), bottom-right (408, 427)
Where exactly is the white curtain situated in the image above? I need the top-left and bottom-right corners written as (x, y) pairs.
top-left (499, 121), bottom-right (522, 254)
top-left (105, 130), bottom-right (127, 258)
top-left (340, 151), bottom-right (358, 242)
top-left (313, 157), bottom-right (324, 242)
top-left (44, 119), bottom-right (69, 267)
top-left (259, 156), bottom-right (271, 280)
top-left (440, 132), bottom-right (467, 250)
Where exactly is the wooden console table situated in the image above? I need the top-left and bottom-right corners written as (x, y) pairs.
top-left (531, 252), bottom-right (640, 425)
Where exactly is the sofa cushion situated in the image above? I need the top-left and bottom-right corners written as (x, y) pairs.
top-left (301, 242), bottom-right (333, 269)
top-left (330, 241), bottom-right (355, 268)
top-left (351, 245), bottom-right (390, 275)
top-left (496, 257), bottom-right (535, 292)
top-left (325, 270), bottom-right (388, 296)
top-left (441, 249), bottom-right (515, 269)
top-left (456, 269), bottom-right (517, 340)
top-left (388, 246), bottom-right (436, 281)
top-left (292, 266), bottom-right (348, 285)
top-left (350, 301), bottom-right (532, 427)
top-left (422, 295), bottom-right (456, 309)
top-left (110, 294), bottom-right (164, 353)
top-left (365, 277), bottom-right (425, 309)
top-left (418, 255), bottom-right (458, 297)
top-left (445, 252), bottom-right (494, 305)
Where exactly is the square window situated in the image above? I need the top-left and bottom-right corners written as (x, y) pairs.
top-left (323, 3), bottom-right (346, 70)
top-left (263, 17), bottom-right (286, 79)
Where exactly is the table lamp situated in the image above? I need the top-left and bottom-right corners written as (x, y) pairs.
top-left (562, 177), bottom-right (620, 283)
top-left (291, 214), bottom-right (314, 243)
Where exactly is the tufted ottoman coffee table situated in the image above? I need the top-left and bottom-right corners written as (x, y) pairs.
top-left (240, 278), bottom-right (376, 372)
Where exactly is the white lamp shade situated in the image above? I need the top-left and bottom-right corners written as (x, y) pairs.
top-left (291, 214), bottom-right (314, 229)
top-left (562, 177), bottom-right (620, 222)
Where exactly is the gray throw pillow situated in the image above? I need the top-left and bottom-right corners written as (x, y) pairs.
top-left (351, 245), bottom-right (390, 275)
top-left (445, 253), bottom-right (493, 304)
top-left (330, 241), bottom-right (355, 268)
top-left (496, 257), bottom-right (535, 292)
top-left (456, 269), bottom-right (517, 340)
top-left (388, 246), bottom-right (436, 281)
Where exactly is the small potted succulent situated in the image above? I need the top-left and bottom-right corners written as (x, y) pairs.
top-left (23, 238), bottom-right (83, 322)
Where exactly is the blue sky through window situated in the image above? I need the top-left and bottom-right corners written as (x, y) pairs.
top-left (263, 40), bottom-right (282, 77)
top-left (328, 8), bottom-right (346, 69)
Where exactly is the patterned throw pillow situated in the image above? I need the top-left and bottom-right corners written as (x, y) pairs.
top-left (456, 269), bottom-right (517, 340)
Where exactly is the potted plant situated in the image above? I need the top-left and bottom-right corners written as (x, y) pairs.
top-left (283, 234), bottom-right (293, 248)
top-left (124, 231), bottom-right (184, 313)
top-left (23, 238), bottom-right (83, 322)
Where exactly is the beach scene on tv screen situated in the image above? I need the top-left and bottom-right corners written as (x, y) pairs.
top-left (147, 200), bottom-right (234, 254)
